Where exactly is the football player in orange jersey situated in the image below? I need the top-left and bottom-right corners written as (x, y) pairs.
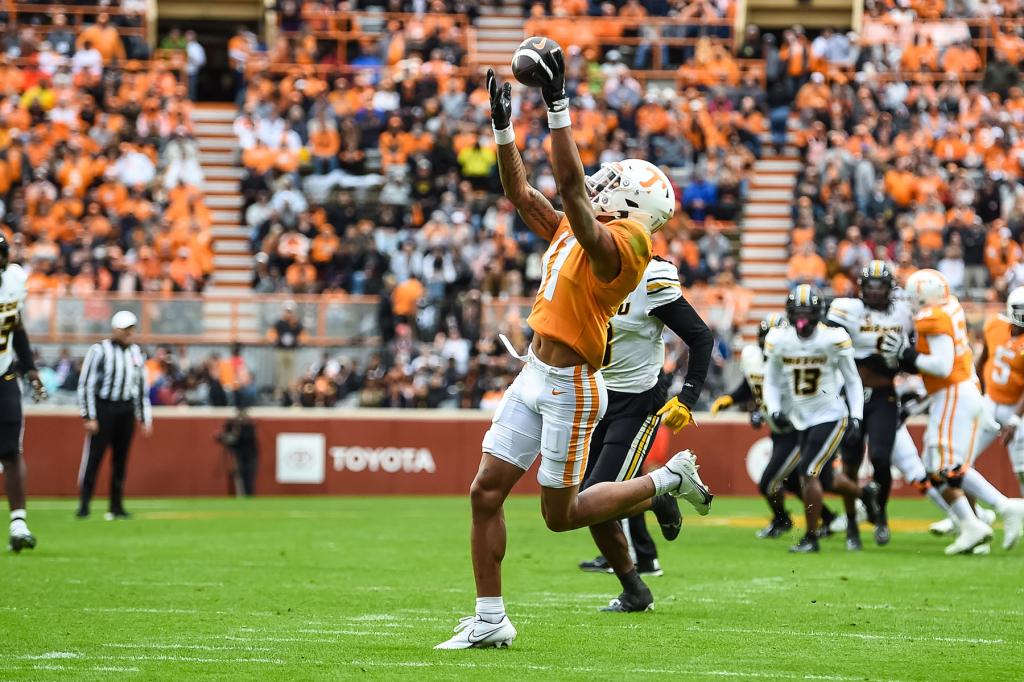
top-left (974, 286), bottom-right (1024, 497)
top-left (882, 270), bottom-right (1024, 554)
top-left (436, 57), bottom-right (711, 649)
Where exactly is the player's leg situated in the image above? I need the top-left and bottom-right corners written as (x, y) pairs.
top-left (793, 420), bottom-right (846, 552)
top-left (437, 369), bottom-right (540, 650)
top-left (78, 404), bottom-right (113, 517)
top-left (929, 385), bottom-right (995, 555)
top-left (891, 424), bottom-right (953, 525)
top-left (107, 408), bottom-right (136, 518)
top-left (539, 366), bottom-right (710, 532)
top-left (1, 417), bottom-right (34, 553)
top-left (584, 410), bottom-right (669, 611)
top-left (1009, 426), bottom-right (1024, 497)
top-left (626, 514), bottom-right (660, 573)
top-left (866, 389), bottom-right (899, 545)
top-left (757, 431), bottom-right (800, 538)
top-left (839, 405), bottom-right (865, 545)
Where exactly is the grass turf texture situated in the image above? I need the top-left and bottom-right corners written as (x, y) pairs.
top-left (2, 496), bottom-right (1023, 681)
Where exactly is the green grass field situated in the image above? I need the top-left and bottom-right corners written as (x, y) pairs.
top-left (2, 496), bottom-right (1022, 681)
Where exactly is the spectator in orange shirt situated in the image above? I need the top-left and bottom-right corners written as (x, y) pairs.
top-left (76, 14), bottom-right (126, 64)
top-left (986, 225), bottom-right (1021, 281)
top-left (795, 72), bottom-right (830, 115)
top-left (392, 276), bottom-right (424, 324)
top-left (308, 115), bottom-right (340, 175)
top-left (941, 41), bottom-right (982, 76)
top-left (787, 241), bottom-right (828, 287)
top-left (914, 199), bottom-right (946, 254)
top-left (285, 254), bottom-right (318, 293)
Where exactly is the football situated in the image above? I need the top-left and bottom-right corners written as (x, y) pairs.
top-left (511, 36), bottom-right (562, 88)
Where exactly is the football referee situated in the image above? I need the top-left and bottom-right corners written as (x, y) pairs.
top-left (76, 311), bottom-right (152, 520)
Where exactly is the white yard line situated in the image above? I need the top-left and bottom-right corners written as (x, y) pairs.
top-left (101, 643), bottom-right (272, 653)
top-left (683, 626), bottom-right (1005, 646)
top-left (349, 659), bottom-right (881, 681)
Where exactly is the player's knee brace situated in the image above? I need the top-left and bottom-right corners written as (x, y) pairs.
top-left (927, 473), bottom-right (945, 490)
top-left (911, 478), bottom-right (931, 494)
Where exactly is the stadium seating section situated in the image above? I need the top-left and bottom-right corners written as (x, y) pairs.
top-left (10, 0), bottom-right (1024, 407)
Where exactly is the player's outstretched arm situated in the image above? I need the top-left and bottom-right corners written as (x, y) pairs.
top-left (836, 346), bottom-right (864, 420)
top-left (535, 50), bottom-right (620, 282)
top-left (487, 69), bottom-right (561, 242)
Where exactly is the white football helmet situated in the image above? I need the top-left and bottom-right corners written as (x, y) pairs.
top-left (585, 159), bottom-right (675, 233)
top-left (1006, 286), bottom-right (1024, 326)
top-left (904, 269), bottom-right (950, 312)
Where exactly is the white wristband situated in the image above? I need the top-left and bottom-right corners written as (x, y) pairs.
top-left (547, 108), bottom-right (571, 130)
top-left (492, 124), bottom-right (515, 146)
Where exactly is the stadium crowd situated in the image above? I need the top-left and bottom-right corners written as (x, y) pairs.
top-left (0, 5), bottom-right (212, 296)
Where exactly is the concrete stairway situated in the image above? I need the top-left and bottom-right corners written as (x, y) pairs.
top-left (475, 2), bottom-right (523, 73)
top-left (738, 147), bottom-right (800, 341)
top-left (193, 104), bottom-right (260, 339)
top-left (194, 104), bottom-right (250, 295)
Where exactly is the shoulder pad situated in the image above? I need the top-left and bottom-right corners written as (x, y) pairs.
top-left (826, 297), bottom-right (863, 326)
top-left (740, 345), bottom-right (763, 367)
top-left (645, 258), bottom-right (680, 284)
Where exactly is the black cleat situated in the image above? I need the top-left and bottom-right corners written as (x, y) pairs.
top-left (860, 483), bottom-right (882, 526)
top-left (600, 586), bottom-right (654, 612)
top-left (75, 509), bottom-right (89, 519)
top-left (874, 524), bottom-right (891, 546)
top-left (845, 532), bottom-right (863, 552)
top-left (757, 516), bottom-right (793, 539)
top-left (636, 558), bottom-right (664, 577)
top-left (789, 535), bottom-right (820, 553)
top-left (8, 532), bottom-right (36, 553)
top-left (104, 511), bottom-right (133, 521)
top-left (818, 523), bottom-right (834, 539)
top-left (650, 494), bottom-right (682, 541)
top-left (579, 555), bottom-right (613, 574)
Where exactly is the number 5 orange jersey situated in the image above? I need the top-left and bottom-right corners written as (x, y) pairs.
top-left (982, 316), bottom-right (1024, 406)
top-left (527, 215), bottom-right (652, 370)
top-left (913, 297), bottom-right (975, 395)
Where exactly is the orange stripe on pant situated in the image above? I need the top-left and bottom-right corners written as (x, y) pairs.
top-left (564, 366), bottom-right (585, 487)
top-left (945, 384), bottom-right (959, 471)
top-left (937, 388), bottom-right (952, 471)
top-left (577, 369), bottom-right (601, 484)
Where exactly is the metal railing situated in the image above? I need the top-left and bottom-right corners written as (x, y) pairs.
top-left (22, 290), bottom-right (753, 347)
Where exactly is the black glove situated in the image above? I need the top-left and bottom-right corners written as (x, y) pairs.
top-left (749, 410), bottom-right (764, 429)
top-left (769, 412), bottom-right (792, 432)
top-left (486, 68), bottom-right (512, 131)
top-left (845, 417), bottom-right (863, 446)
top-left (537, 47), bottom-right (567, 112)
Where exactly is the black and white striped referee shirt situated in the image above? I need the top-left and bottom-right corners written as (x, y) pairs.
top-left (77, 339), bottom-right (152, 425)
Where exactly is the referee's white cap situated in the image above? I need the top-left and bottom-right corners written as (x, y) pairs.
top-left (111, 310), bottom-right (138, 330)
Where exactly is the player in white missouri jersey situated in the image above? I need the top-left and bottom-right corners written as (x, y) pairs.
top-left (764, 285), bottom-right (881, 553)
top-left (0, 235), bottom-right (48, 552)
top-left (710, 313), bottom-right (841, 538)
top-left (576, 256), bottom-right (713, 612)
top-left (827, 260), bottom-right (914, 548)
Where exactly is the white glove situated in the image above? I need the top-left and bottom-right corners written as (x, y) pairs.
top-left (879, 330), bottom-right (907, 367)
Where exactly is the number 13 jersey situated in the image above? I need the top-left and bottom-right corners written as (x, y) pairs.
top-left (763, 323), bottom-right (856, 430)
top-left (527, 216), bottom-right (652, 370)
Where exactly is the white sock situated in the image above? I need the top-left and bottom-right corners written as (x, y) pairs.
top-left (476, 596), bottom-right (505, 624)
top-left (925, 487), bottom-right (952, 516)
top-left (962, 469), bottom-right (1008, 510)
top-left (950, 497), bottom-right (978, 524)
top-left (10, 509), bottom-right (26, 533)
top-left (648, 468), bottom-right (679, 496)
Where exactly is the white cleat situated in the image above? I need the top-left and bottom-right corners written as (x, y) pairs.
top-left (972, 543), bottom-right (991, 555)
top-left (8, 521), bottom-right (36, 553)
top-left (661, 450), bottom-right (713, 516)
top-left (434, 615), bottom-right (517, 650)
top-left (830, 499), bottom-right (868, 533)
top-left (996, 498), bottom-right (1024, 550)
top-left (944, 519), bottom-right (993, 556)
top-left (929, 517), bottom-right (957, 536)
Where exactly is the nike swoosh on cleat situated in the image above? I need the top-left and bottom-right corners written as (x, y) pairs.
top-left (551, 389), bottom-right (564, 396)
top-left (467, 625), bottom-right (504, 643)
